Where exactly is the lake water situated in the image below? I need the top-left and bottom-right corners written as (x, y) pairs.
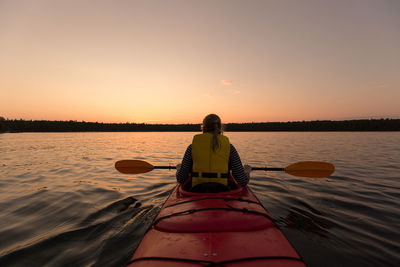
top-left (0, 132), bottom-right (399, 267)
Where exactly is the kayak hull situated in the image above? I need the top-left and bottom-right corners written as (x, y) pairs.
top-left (127, 184), bottom-right (305, 266)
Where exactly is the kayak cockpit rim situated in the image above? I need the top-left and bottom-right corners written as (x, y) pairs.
top-left (179, 174), bottom-right (243, 196)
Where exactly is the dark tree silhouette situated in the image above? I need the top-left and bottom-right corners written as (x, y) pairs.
top-left (0, 117), bottom-right (6, 132)
top-left (1, 118), bottom-right (399, 132)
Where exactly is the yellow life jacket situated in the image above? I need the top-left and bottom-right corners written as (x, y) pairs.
top-left (191, 133), bottom-right (230, 187)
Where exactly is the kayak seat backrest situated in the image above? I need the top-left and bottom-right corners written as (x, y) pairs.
top-left (154, 202), bottom-right (274, 233)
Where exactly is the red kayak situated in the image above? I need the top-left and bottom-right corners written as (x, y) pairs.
top-left (127, 179), bottom-right (306, 266)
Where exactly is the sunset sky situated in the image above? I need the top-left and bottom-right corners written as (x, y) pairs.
top-left (1, 0), bottom-right (399, 123)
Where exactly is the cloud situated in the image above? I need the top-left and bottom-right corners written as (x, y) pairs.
top-left (220, 80), bottom-right (233, 86)
top-left (376, 83), bottom-right (389, 89)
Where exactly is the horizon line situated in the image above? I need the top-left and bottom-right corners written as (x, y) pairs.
top-left (2, 117), bottom-right (399, 125)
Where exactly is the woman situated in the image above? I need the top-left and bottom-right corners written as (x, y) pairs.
top-left (176, 114), bottom-right (251, 191)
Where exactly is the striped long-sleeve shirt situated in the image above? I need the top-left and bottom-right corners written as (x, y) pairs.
top-left (176, 144), bottom-right (249, 186)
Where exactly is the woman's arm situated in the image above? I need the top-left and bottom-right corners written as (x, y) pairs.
top-left (229, 144), bottom-right (250, 186)
top-left (176, 145), bottom-right (193, 184)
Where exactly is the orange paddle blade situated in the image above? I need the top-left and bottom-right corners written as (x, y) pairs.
top-left (285, 161), bottom-right (335, 178)
top-left (115, 160), bottom-right (154, 174)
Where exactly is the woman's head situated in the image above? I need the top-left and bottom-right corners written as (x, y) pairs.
top-left (202, 114), bottom-right (223, 134)
top-left (202, 114), bottom-right (223, 151)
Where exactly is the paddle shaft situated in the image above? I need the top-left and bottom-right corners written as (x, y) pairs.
top-left (154, 166), bottom-right (176, 170)
top-left (252, 167), bottom-right (285, 171)
top-left (155, 166), bottom-right (284, 171)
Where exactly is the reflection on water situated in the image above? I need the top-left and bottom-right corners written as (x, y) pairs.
top-left (281, 204), bottom-right (331, 237)
top-left (0, 132), bottom-right (399, 266)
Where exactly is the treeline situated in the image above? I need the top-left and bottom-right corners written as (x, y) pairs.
top-left (0, 119), bottom-right (200, 132)
top-left (1, 118), bottom-right (399, 132)
top-left (0, 117), bottom-right (6, 132)
top-left (225, 119), bottom-right (400, 131)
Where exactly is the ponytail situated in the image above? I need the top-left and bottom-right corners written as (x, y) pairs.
top-left (202, 114), bottom-right (223, 152)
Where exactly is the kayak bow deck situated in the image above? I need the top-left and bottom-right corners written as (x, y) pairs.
top-left (127, 181), bottom-right (306, 267)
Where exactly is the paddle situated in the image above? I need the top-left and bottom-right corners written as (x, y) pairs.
top-left (115, 160), bottom-right (334, 178)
